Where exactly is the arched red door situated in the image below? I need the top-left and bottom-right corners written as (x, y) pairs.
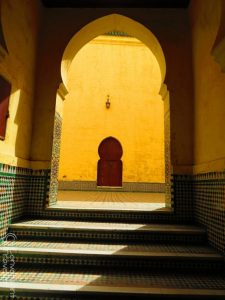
top-left (97, 137), bottom-right (123, 187)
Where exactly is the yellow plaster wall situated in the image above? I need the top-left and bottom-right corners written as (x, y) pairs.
top-left (58, 36), bottom-right (165, 183)
top-left (31, 9), bottom-right (193, 176)
top-left (0, 0), bottom-right (41, 168)
top-left (190, 0), bottom-right (225, 173)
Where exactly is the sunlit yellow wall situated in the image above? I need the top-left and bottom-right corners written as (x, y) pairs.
top-left (190, 0), bottom-right (225, 173)
top-left (58, 35), bottom-right (165, 183)
top-left (31, 9), bottom-right (193, 177)
top-left (0, 0), bottom-right (40, 168)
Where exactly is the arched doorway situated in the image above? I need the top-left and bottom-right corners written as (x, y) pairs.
top-left (97, 137), bottom-right (123, 187)
top-left (48, 13), bottom-right (171, 209)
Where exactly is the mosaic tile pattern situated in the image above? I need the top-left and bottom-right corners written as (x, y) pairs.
top-left (39, 208), bottom-right (175, 223)
top-left (2, 238), bottom-right (222, 270)
top-left (10, 230), bottom-right (207, 243)
top-left (8, 219), bottom-right (203, 230)
top-left (3, 251), bottom-right (222, 271)
top-left (2, 239), bottom-right (216, 253)
top-left (0, 164), bottom-right (31, 240)
top-left (164, 108), bottom-right (172, 208)
top-left (1, 158), bottom-right (225, 258)
top-left (9, 219), bottom-right (206, 244)
top-left (171, 175), bottom-right (194, 222)
top-left (49, 112), bottom-right (62, 206)
top-left (171, 172), bottom-right (225, 255)
top-left (58, 180), bottom-right (165, 193)
top-left (27, 174), bottom-right (193, 224)
top-left (44, 176), bottom-right (193, 223)
top-left (8, 257), bottom-right (224, 272)
top-left (193, 172), bottom-right (225, 255)
top-left (27, 169), bottom-right (49, 216)
top-left (0, 164), bottom-right (50, 241)
top-left (104, 30), bottom-right (131, 37)
top-left (1, 266), bottom-right (225, 289)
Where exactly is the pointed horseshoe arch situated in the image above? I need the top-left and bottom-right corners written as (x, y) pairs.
top-left (49, 13), bottom-right (172, 208)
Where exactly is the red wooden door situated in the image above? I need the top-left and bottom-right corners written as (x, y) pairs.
top-left (97, 137), bottom-right (123, 187)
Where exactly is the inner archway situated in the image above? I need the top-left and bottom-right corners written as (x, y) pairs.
top-left (49, 13), bottom-right (171, 210)
top-left (97, 137), bottom-right (123, 187)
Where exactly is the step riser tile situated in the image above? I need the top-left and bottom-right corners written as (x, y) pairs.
top-left (9, 230), bottom-right (207, 244)
top-left (10, 255), bottom-right (224, 271)
top-left (30, 211), bottom-right (177, 224)
top-left (1, 290), bottom-right (225, 300)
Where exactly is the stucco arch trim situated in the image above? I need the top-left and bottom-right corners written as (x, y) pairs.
top-left (61, 14), bottom-right (166, 90)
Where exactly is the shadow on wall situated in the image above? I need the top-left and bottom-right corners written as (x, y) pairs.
top-left (0, 0), bottom-right (41, 164)
top-left (0, 0), bottom-right (42, 240)
top-left (0, 84), bottom-right (33, 240)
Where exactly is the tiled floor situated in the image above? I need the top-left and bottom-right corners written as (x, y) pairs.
top-left (55, 191), bottom-right (165, 211)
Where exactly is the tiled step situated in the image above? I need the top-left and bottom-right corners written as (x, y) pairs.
top-left (0, 266), bottom-right (225, 299)
top-left (9, 219), bottom-right (207, 243)
top-left (41, 206), bottom-right (176, 223)
top-left (0, 239), bottom-right (223, 270)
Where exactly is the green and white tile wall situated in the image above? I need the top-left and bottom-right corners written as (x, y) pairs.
top-left (171, 175), bottom-right (194, 222)
top-left (27, 169), bottom-right (50, 216)
top-left (193, 172), bottom-right (225, 255)
top-left (172, 173), bottom-right (225, 255)
top-left (0, 164), bottom-right (50, 240)
top-left (0, 164), bottom-right (31, 240)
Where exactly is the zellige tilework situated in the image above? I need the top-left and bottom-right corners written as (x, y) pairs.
top-left (193, 172), bottom-right (225, 255)
top-left (0, 163), bottom-right (31, 240)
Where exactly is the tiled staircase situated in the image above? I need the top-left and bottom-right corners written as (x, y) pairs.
top-left (0, 214), bottom-right (225, 299)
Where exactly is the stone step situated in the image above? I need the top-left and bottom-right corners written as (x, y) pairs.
top-left (0, 239), bottom-right (223, 270)
top-left (0, 266), bottom-right (225, 299)
top-left (9, 219), bottom-right (207, 243)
